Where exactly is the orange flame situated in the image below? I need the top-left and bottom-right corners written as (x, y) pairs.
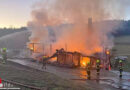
top-left (106, 51), bottom-right (110, 55)
top-left (80, 57), bottom-right (90, 68)
top-left (28, 43), bottom-right (44, 53)
top-left (28, 43), bottom-right (34, 51)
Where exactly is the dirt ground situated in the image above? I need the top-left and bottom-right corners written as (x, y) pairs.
top-left (0, 61), bottom-right (95, 90)
top-left (8, 59), bottom-right (124, 90)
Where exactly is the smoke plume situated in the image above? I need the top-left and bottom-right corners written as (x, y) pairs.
top-left (27, 0), bottom-right (126, 56)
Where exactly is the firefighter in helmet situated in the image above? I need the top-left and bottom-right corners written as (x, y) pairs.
top-left (86, 62), bottom-right (91, 80)
top-left (119, 59), bottom-right (123, 78)
top-left (96, 59), bottom-right (101, 76)
top-left (42, 56), bottom-right (47, 69)
top-left (2, 48), bottom-right (7, 64)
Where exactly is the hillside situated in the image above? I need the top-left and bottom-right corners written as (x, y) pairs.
top-left (0, 27), bottom-right (27, 37)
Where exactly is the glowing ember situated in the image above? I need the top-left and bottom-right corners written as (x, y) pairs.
top-left (30, 47), bottom-right (34, 50)
top-left (28, 43), bottom-right (34, 51)
top-left (82, 62), bottom-right (86, 66)
top-left (50, 57), bottom-right (57, 62)
top-left (28, 43), bottom-right (44, 53)
top-left (106, 50), bottom-right (110, 55)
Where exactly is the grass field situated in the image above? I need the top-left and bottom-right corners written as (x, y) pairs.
top-left (112, 35), bottom-right (130, 72)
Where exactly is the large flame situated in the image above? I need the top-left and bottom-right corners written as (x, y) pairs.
top-left (28, 43), bottom-right (45, 52)
top-left (28, 43), bottom-right (34, 51)
top-left (27, 0), bottom-right (121, 59)
top-left (80, 57), bottom-right (90, 68)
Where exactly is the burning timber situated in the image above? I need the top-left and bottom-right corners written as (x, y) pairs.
top-left (56, 48), bottom-right (81, 67)
top-left (34, 48), bottom-right (98, 68)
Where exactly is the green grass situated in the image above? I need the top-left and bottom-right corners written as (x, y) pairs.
top-left (113, 45), bottom-right (130, 55)
top-left (114, 36), bottom-right (130, 43)
top-left (112, 35), bottom-right (130, 72)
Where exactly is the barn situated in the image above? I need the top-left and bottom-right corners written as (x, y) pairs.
top-left (55, 48), bottom-right (97, 68)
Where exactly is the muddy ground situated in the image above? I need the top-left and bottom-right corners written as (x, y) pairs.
top-left (8, 59), bottom-right (129, 90)
top-left (0, 61), bottom-right (97, 90)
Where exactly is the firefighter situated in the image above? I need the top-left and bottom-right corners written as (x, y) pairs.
top-left (2, 48), bottom-right (7, 64)
top-left (86, 62), bottom-right (91, 80)
top-left (96, 59), bottom-right (100, 76)
top-left (119, 59), bottom-right (123, 78)
top-left (42, 56), bottom-right (47, 69)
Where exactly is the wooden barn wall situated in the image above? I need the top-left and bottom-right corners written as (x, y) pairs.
top-left (57, 52), bottom-right (81, 67)
top-left (73, 54), bottom-right (80, 66)
top-left (65, 54), bottom-right (73, 65)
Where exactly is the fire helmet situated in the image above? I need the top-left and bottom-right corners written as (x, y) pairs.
top-left (3, 48), bottom-right (7, 51)
top-left (87, 62), bottom-right (90, 64)
top-left (96, 59), bottom-right (100, 63)
top-left (119, 60), bottom-right (122, 63)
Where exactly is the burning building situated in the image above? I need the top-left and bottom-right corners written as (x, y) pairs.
top-left (53, 48), bottom-right (98, 68)
top-left (26, 0), bottom-right (122, 69)
top-left (56, 48), bottom-right (81, 67)
top-left (27, 18), bottom-right (109, 68)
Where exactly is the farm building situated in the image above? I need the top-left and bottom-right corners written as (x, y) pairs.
top-left (55, 48), bottom-right (97, 68)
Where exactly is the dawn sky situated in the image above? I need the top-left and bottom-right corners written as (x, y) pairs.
top-left (0, 0), bottom-right (40, 28)
top-left (0, 0), bottom-right (130, 28)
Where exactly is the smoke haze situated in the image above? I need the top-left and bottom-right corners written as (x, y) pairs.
top-left (27, 0), bottom-right (127, 56)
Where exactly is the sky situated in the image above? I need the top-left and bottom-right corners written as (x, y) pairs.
top-left (0, 0), bottom-right (130, 28)
top-left (0, 0), bottom-right (40, 28)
